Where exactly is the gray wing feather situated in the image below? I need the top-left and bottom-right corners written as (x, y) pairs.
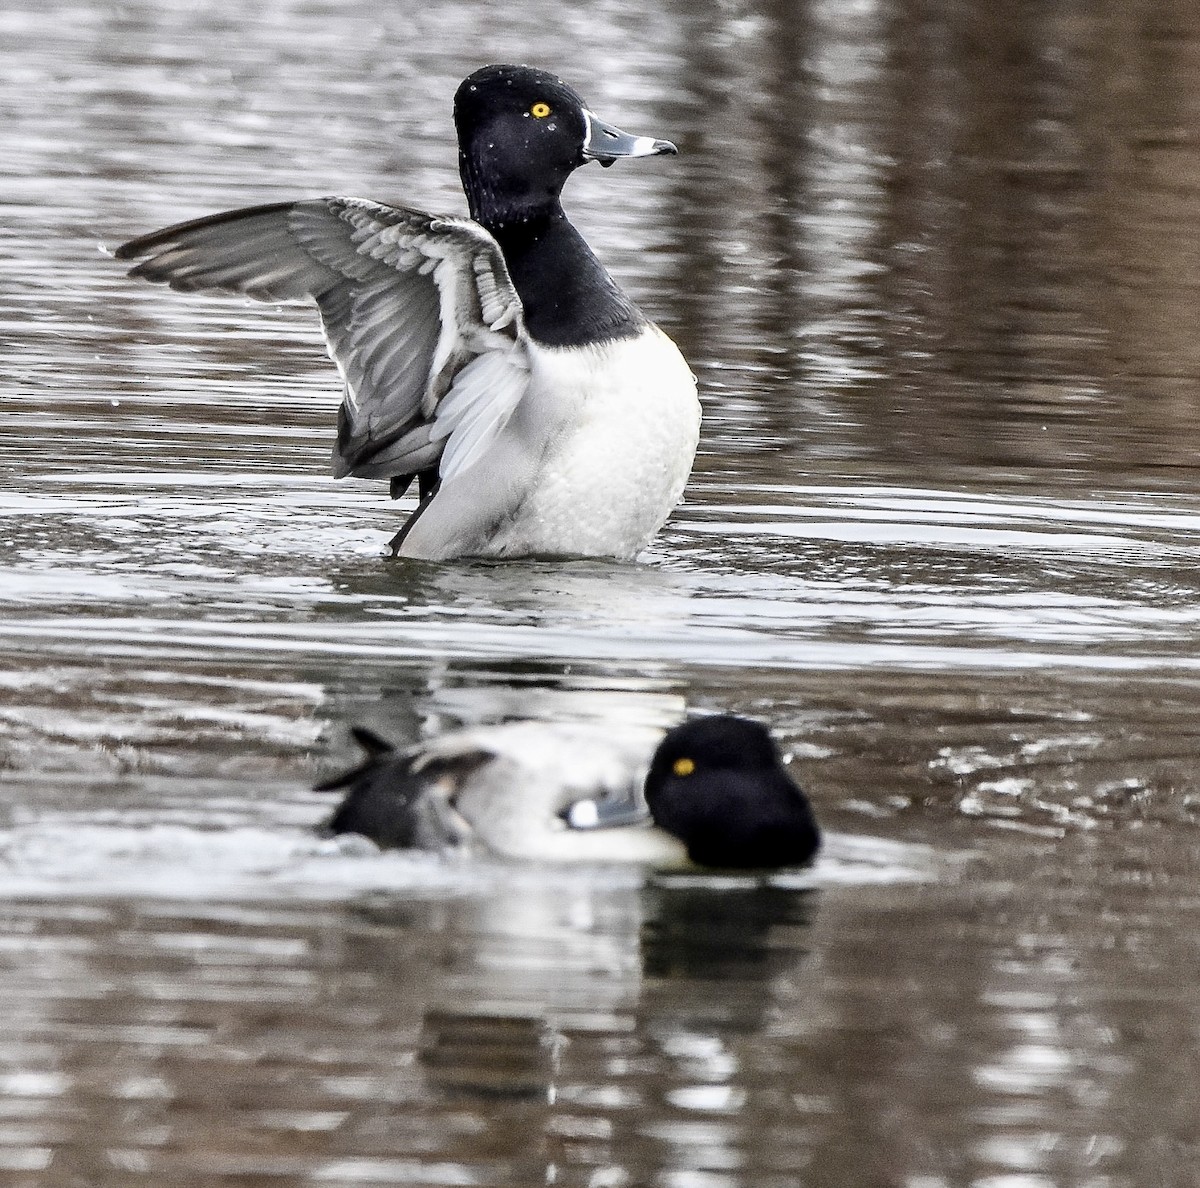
top-left (119, 203), bottom-right (343, 300)
top-left (117, 198), bottom-right (529, 484)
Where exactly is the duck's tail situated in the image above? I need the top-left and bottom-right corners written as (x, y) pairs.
top-left (315, 727), bottom-right (494, 851)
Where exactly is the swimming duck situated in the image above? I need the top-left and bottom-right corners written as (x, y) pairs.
top-left (115, 64), bottom-right (700, 561)
top-left (317, 715), bottom-right (821, 870)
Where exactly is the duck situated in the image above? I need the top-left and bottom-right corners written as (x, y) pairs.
top-left (316, 714), bottom-right (821, 870)
top-left (115, 64), bottom-right (700, 561)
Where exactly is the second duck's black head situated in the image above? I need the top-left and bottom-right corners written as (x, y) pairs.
top-left (644, 715), bottom-right (821, 870)
top-left (454, 64), bottom-right (676, 229)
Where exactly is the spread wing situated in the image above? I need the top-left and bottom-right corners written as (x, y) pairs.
top-left (115, 197), bottom-right (531, 489)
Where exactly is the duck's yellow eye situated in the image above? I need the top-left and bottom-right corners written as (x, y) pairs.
top-left (673, 757), bottom-right (695, 777)
top-left (530, 102), bottom-right (552, 119)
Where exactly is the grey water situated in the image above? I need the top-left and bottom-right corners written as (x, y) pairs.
top-left (5, 0), bottom-right (1200, 1183)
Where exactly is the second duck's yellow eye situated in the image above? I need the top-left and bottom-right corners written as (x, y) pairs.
top-left (673, 757), bottom-right (695, 777)
top-left (530, 102), bottom-right (552, 118)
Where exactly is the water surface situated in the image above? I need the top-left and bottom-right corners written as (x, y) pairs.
top-left (4, 0), bottom-right (1200, 1183)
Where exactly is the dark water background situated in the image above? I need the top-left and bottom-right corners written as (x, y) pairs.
top-left (5, 0), bottom-right (1200, 1184)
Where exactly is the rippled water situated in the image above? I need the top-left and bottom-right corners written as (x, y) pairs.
top-left (6, 0), bottom-right (1200, 1183)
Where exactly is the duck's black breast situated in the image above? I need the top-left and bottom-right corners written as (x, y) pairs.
top-left (488, 215), bottom-right (646, 348)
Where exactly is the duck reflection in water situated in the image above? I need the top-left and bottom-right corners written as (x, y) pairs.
top-left (411, 882), bottom-right (818, 1107)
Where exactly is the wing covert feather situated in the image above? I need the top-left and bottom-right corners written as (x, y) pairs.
top-left (117, 197), bottom-right (529, 485)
